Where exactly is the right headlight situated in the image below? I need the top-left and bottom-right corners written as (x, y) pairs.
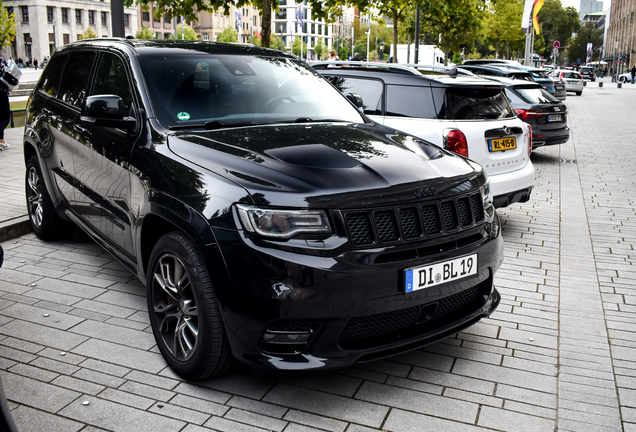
top-left (236, 204), bottom-right (331, 239)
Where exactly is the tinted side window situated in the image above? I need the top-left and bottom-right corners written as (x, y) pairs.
top-left (58, 51), bottom-right (96, 108)
top-left (92, 53), bottom-right (134, 115)
top-left (328, 76), bottom-right (383, 115)
top-left (39, 54), bottom-right (68, 96)
top-left (444, 87), bottom-right (516, 120)
top-left (386, 85), bottom-right (435, 119)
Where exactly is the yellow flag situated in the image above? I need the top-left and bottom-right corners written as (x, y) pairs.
top-left (533, 0), bottom-right (544, 35)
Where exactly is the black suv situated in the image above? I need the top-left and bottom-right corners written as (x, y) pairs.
top-left (23, 39), bottom-right (503, 379)
top-left (579, 66), bottom-right (595, 81)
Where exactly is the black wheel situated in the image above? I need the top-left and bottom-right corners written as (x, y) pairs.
top-left (263, 96), bottom-right (296, 112)
top-left (25, 155), bottom-right (75, 240)
top-left (147, 231), bottom-right (234, 380)
top-left (576, 92), bottom-right (582, 96)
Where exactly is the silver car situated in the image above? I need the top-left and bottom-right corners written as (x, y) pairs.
top-left (553, 70), bottom-right (584, 96)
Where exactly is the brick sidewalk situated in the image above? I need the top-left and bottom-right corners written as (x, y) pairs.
top-left (0, 84), bottom-right (635, 431)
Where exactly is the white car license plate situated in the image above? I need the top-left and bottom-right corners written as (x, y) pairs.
top-left (405, 254), bottom-right (478, 293)
top-left (547, 114), bottom-right (562, 122)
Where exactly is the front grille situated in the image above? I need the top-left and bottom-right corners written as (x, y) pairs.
top-left (339, 281), bottom-right (488, 349)
top-left (341, 192), bottom-right (485, 248)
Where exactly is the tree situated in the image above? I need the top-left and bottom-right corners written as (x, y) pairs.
top-left (568, 22), bottom-right (603, 65)
top-left (0, 2), bottom-right (16, 49)
top-left (175, 23), bottom-right (198, 40)
top-left (291, 35), bottom-right (307, 57)
top-left (217, 26), bottom-right (238, 42)
top-left (374, 0), bottom-right (410, 62)
top-left (313, 38), bottom-right (326, 59)
top-left (136, 26), bottom-right (154, 40)
top-left (533, 0), bottom-right (579, 59)
top-left (420, 0), bottom-right (487, 65)
top-left (484, 0), bottom-right (525, 59)
top-left (82, 27), bottom-right (98, 40)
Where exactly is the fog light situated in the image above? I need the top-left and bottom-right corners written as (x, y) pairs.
top-left (262, 331), bottom-right (312, 344)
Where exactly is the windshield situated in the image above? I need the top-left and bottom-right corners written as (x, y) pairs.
top-left (138, 54), bottom-right (365, 129)
top-left (513, 86), bottom-right (560, 104)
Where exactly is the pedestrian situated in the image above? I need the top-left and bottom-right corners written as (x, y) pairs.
top-left (0, 59), bottom-right (20, 151)
top-left (631, 64), bottom-right (636, 83)
top-left (33, 58), bottom-right (38, 69)
top-left (351, 52), bottom-right (361, 61)
top-left (24, 56), bottom-right (30, 68)
top-left (327, 49), bottom-right (337, 61)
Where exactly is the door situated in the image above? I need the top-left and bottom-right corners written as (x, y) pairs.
top-left (71, 52), bottom-right (139, 257)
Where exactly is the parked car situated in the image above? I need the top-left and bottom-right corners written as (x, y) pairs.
top-left (552, 70), bottom-right (584, 95)
top-left (313, 61), bottom-right (534, 208)
top-left (485, 77), bottom-right (570, 149)
top-left (579, 66), bottom-right (595, 81)
top-left (618, 72), bottom-right (633, 83)
top-left (462, 59), bottom-right (523, 67)
top-left (502, 65), bottom-right (566, 100)
top-left (457, 64), bottom-right (535, 82)
top-left (24, 39), bottom-right (504, 380)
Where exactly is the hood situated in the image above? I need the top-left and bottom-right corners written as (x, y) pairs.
top-left (167, 122), bottom-right (482, 208)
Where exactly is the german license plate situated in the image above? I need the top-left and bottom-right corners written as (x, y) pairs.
top-left (547, 114), bottom-right (562, 122)
top-left (405, 254), bottom-right (478, 293)
top-left (568, 81), bottom-right (577, 84)
top-left (556, 85), bottom-right (564, 90)
top-left (488, 137), bottom-right (517, 152)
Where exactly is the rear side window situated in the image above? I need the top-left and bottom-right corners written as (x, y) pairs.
top-left (442, 87), bottom-right (516, 120)
top-left (513, 86), bottom-right (559, 104)
top-left (58, 51), bottom-right (96, 108)
top-left (328, 76), bottom-right (383, 115)
top-left (38, 54), bottom-right (68, 96)
top-left (386, 85), bottom-right (435, 119)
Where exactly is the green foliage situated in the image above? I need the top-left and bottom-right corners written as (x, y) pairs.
top-left (484, 0), bottom-right (525, 58)
top-left (420, 0), bottom-right (487, 65)
top-left (175, 23), bottom-right (198, 40)
top-left (217, 26), bottom-right (238, 43)
top-left (313, 38), bottom-right (326, 59)
top-left (339, 45), bottom-right (349, 61)
top-left (452, 52), bottom-right (462, 64)
top-left (353, 40), bottom-right (366, 58)
top-left (291, 35), bottom-right (306, 57)
top-left (135, 26), bottom-right (154, 40)
top-left (373, 0), bottom-right (410, 63)
top-left (533, 0), bottom-right (579, 59)
top-left (0, 2), bottom-right (16, 48)
top-left (568, 22), bottom-right (603, 65)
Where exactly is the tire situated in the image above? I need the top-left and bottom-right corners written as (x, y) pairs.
top-left (576, 92), bottom-right (582, 96)
top-left (147, 231), bottom-right (234, 380)
top-left (25, 155), bottom-right (76, 240)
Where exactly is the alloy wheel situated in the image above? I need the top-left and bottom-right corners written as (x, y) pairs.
top-left (151, 253), bottom-right (199, 361)
top-left (27, 166), bottom-right (44, 228)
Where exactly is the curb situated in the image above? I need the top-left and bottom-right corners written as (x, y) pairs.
top-left (0, 216), bottom-right (32, 243)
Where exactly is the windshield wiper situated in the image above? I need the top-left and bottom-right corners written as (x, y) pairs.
top-left (293, 117), bottom-right (348, 123)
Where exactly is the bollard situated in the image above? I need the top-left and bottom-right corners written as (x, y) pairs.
top-left (583, 81), bottom-right (586, 86)
top-left (599, 82), bottom-right (603, 87)
top-left (618, 82), bottom-right (622, 89)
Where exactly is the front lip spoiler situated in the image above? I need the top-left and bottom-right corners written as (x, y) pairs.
top-left (240, 286), bottom-right (500, 373)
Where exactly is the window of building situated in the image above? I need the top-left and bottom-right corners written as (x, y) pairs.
top-left (75, 9), bottom-right (82, 24)
top-left (311, 24), bottom-right (315, 34)
top-left (142, 11), bottom-right (149, 21)
top-left (164, 16), bottom-right (170, 24)
top-left (164, 32), bottom-right (171, 39)
top-left (124, 14), bottom-right (130, 27)
top-left (88, 11), bottom-right (95, 25)
top-left (61, 8), bottom-right (69, 23)
top-left (63, 34), bottom-right (69, 44)
top-left (101, 11), bottom-right (107, 26)
top-left (6, 6), bottom-right (13, 17)
top-left (153, 14), bottom-right (159, 23)
top-left (47, 6), bottom-right (54, 23)
top-left (203, 33), bottom-right (209, 41)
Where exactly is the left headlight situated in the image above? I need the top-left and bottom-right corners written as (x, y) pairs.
top-left (236, 204), bottom-right (331, 239)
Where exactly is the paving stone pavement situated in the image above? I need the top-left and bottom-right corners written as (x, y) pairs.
top-left (0, 82), bottom-right (634, 431)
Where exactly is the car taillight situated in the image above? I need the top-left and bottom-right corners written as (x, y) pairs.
top-left (527, 124), bottom-right (532, 155)
top-left (443, 129), bottom-right (468, 158)
top-left (515, 109), bottom-right (548, 120)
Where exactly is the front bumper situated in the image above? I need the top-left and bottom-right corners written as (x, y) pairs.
top-left (210, 219), bottom-right (504, 373)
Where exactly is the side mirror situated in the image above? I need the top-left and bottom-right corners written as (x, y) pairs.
top-left (81, 95), bottom-right (137, 130)
top-left (346, 93), bottom-right (364, 109)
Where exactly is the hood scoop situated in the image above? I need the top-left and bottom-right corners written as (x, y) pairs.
top-left (266, 144), bottom-right (361, 169)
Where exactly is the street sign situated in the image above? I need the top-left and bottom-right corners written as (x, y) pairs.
top-left (554, 41), bottom-right (560, 49)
